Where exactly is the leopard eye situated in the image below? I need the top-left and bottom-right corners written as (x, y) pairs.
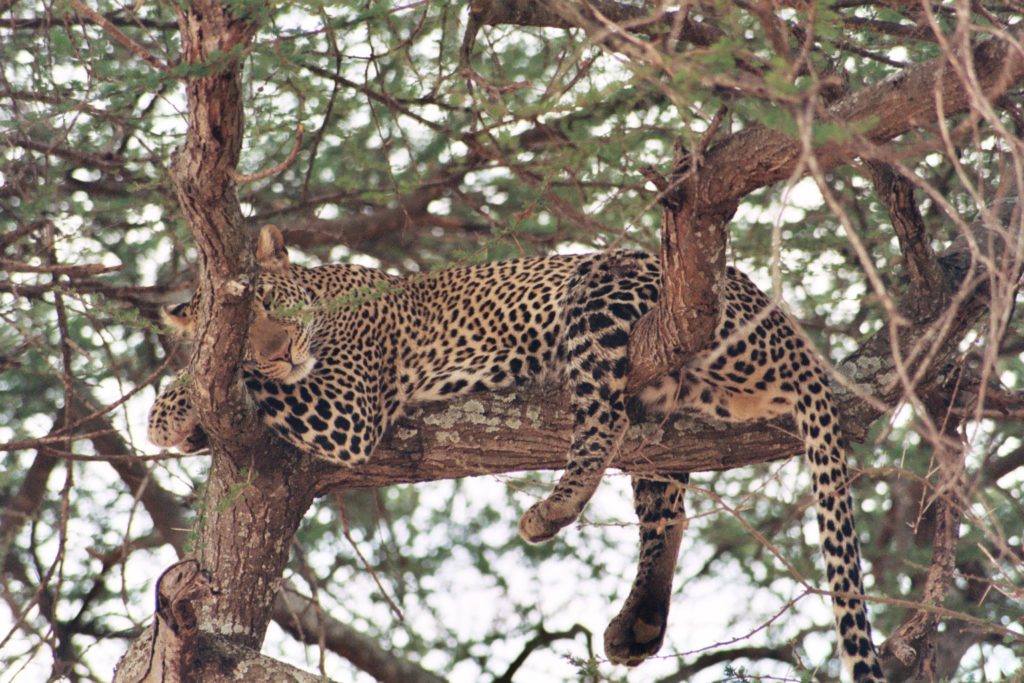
top-left (257, 286), bottom-right (276, 311)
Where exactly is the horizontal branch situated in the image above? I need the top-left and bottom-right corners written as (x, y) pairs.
top-left (469, 0), bottom-right (722, 46)
top-left (273, 172), bottom-right (463, 251)
top-left (274, 588), bottom-right (446, 683)
top-left (7, 133), bottom-right (129, 169)
top-left (0, 257), bottom-right (121, 277)
top-left (317, 388), bottom-right (806, 491)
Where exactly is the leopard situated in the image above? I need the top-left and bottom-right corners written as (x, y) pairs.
top-left (149, 225), bottom-right (886, 681)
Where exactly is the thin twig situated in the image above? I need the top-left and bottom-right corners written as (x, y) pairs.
top-left (68, 0), bottom-right (169, 72)
top-left (229, 124), bottom-right (305, 184)
top-left (0, 258), bottom-right (121, 277)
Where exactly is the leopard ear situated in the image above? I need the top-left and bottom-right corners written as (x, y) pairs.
top-left (256, 224), bottom-right (289, 273)
top-left (161, 301), bottom-right (195, 337)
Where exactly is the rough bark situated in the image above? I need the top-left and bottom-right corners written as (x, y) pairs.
top-left (168, 1), bottom-right (260, 456)
top-left (113, 4), bottom-right (331, 681)
top-left (622, 24), bottom-right (1023, 391)
top-left (865, 162), bottom-right (945, 313)
top-left (113, 4), bottom-right (461, 682)
top-left (626, 179), bottom-right (736, 393)
top-left (118, 562), bottom-right (326, 683)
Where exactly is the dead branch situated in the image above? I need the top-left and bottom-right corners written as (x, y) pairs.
top-left (116, 561), bottom-right (327, 683)
top-left (229, 124), bottom-right (305, 185)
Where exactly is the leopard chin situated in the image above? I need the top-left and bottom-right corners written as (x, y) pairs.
top-left (259, 355), bottom-right (317, 385)
top-left (282, 356), bottom-right (316, 385)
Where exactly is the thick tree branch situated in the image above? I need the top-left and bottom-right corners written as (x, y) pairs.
top-left (135, 6), bottom-right (326, 679)
top-left (120, 3), bottom-right (468, 681)
top-left (273, 587), bottom-right (446, 683)
top-left (627, 164), bottom-right (736, 392)
top-left (168, 1), bottom-right (260, 456)
top-left (696, 26), bottom-right (1024, 207)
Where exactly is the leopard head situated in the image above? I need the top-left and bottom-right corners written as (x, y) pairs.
top-left (251, 224), bottom-right (317, 384)
top-left (160, 225), bottom-right (317, 385)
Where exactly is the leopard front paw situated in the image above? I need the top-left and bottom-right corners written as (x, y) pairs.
top-left (148, 378), bottom-right (201, 452)
top-left (517, 499), bottom-right (578, 544)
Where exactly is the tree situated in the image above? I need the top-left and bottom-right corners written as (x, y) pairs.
top-left (1, 1), bottom-right (1022, 682)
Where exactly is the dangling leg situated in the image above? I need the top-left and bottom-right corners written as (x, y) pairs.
top-left (605, 473), bottom-right (687, 665)
top-left (518, 253), bottom-right (654, 543)
top-left (517, 349), bottom-right (631, 542)
top-left (148, 374), bottom-right (207, 451)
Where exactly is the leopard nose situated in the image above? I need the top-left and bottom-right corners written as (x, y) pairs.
top-left (266, 339), bottom-right (292, 365)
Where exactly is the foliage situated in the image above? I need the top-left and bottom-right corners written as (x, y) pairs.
top-left (1, 1), bottom-right (1022, 682)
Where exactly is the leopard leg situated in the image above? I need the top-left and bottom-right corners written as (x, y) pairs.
top-left (605, 473), bottom-right (687, 665)
top-left (518, 253), bottom-right (655, 543)
top-left (518, 368), bottom-right (629, 542)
